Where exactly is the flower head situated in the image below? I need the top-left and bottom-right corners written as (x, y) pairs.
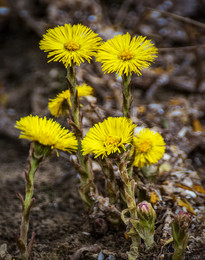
top-left (171, 211), bottom-right (192, 257)
top-left (173, 211), bottom-right (192, 233)
top-left (82, 117), bottom-right (136, 158)
top-left (135, 201), bottom-right (156, 249)
top-left (48, 83), bottom-right (94, 117)
top-left (133, 128), bottom-right (165, 167)
top-left (39, 24), bottom-right (102, 67)
top-left (137, 201), bottom-right (156, 222)
top-left (15, 115), bottom-right (77, 153)
top-left (95, 32), bottom-right (158, 77)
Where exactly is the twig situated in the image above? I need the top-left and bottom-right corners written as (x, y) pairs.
top-left (89, 103), bottom-right (104, 122)
top-left (107, 81), bottom-right (123, 110)
top-left (114, 0), bottom-right (134, 25)
top-left (72, 244), bottom-right (101, 260)
top-left (147, 7), bottom-right (205, 29)
top-left (7, 0), bottom-right (44, 37)
top-left (146, 74), bottom-right (169, 101)
top-left (159, 44), bottom-right (205, 52)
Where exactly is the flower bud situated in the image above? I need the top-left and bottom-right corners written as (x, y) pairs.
top-left (133, 201), bottom-right (156, 249)
top-left (172, 211), bottom-right (191, 242)
top-left (171, 211), bottom-right (192, 260)
top-left (174, 211), bottom-right (191, 229)
top-left (137, 201), bottom-right (156, 223)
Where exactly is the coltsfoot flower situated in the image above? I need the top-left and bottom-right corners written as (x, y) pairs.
top-left (48, 83), bottom-right (94, 117)
top-left (133, 128), bottom-right (165, 167)
top-left (15, 115), bottom-right (77, 153)
top-left (82, 117), bottom-right (136, 158)
top-left (39, 24), bottom-right (102, 67)
top-left (95, 32), bottom-right (158, 77)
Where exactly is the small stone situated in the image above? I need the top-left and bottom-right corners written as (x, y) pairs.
top-left (98, 251), bottom-right (104, 260)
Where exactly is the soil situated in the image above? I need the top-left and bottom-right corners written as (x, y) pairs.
top-left (0, 1), bottom-right (205, 259)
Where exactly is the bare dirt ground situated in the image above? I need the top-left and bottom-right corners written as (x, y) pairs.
top-left (0, 0), bottom-right (205, 259)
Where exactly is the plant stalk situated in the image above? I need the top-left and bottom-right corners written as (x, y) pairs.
top-left (17, 146), bottom-right (41, 260)
top-left (101, 157), bottom-right (120, 205)
top-left (66, 65), bottom-right (97, 207)
top-left (172, 246), bottom-right (186, 260)
top-left (122, 73), bottom-right (132, 118)
top-left (119, 162), bottom-right (139, 259)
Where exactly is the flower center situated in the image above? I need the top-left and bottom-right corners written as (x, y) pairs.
top-left (64, 40), bottom-right (80, 51)
top-left (104, 135), bottom-right (121, 148)
top-left (138, 139), bottom-right (152, 153)
top-left (118, 49), bottom-right (134, 61)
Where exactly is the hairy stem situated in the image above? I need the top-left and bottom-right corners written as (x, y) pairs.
top-left (122, 73), bottom-right (132, 118)
top-left (119, 162), bottom-right (139, 258)
top-left (128, 235), bottom-right (139, 260)
top-left (172, 247), bottom-right (185, 260)
top-left (66, 65), bottom-right (80, 128)
top-left (66, 66), bottom-right (97, 207)
top-left (18, 148), bottom-right (41, 260)
top-left (101, 157), bottom-right (120, 205)
top-left (172, 234), bottom-right (189, 260)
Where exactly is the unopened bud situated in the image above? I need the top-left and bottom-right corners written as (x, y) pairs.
top-left (174, 211), bottom-right (191, 230)
top-left (137, 201), bottom-right (156, 223)
top-left (171, 211), bottom-right (192, 260)
top-left (172, 211), bottom-right (191, 241)
top-left (133, 201), bottom-right (156, 249)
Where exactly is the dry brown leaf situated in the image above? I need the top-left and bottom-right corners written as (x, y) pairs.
top-left (176, 198), bottom-right (196, 215)
top-left (177, 183), bottom-right (193, 191)
top-left (150, 191), bottom-right (160, 204)
top-left (124, 232), bottom-right (130, 240)
top-left (159, 163), bottom-right (171, 176)
top-left (192, 119), bottom-right (203, 132)
top-left (137, 105), bottom-right (146, 114)
top-left (192, 185), bottom-right (205, 194)
top-left (169, 98), bottom-right (181, 106)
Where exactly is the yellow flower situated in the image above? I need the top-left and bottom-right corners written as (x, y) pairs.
top-left (48, 83), bottom-right (94, 117)
top-left (15, 115), bottom-right (78, 153)
top-left (82, 117), bottom-right (136, 158)
top-left (133, 128), bottom-right (165, 167)
top-left (39, 24), bottom-right (102, 67)
top-left (95, 32), bottom-right (158, 77)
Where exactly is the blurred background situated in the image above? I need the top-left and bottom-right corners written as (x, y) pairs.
top-left (1, 0), bottom-right (205, 135)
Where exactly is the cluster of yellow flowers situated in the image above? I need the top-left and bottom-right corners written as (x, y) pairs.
top-left (82, 117), bottom-right (165, 167)
top-left (14, 24), bottom-right (167, 260)
top-left (16, 23), bottom-right (165, 168)
top-left (39, 24), bottom-right (158, 76)
top-left (15, 114), bottom-right (165, 167)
